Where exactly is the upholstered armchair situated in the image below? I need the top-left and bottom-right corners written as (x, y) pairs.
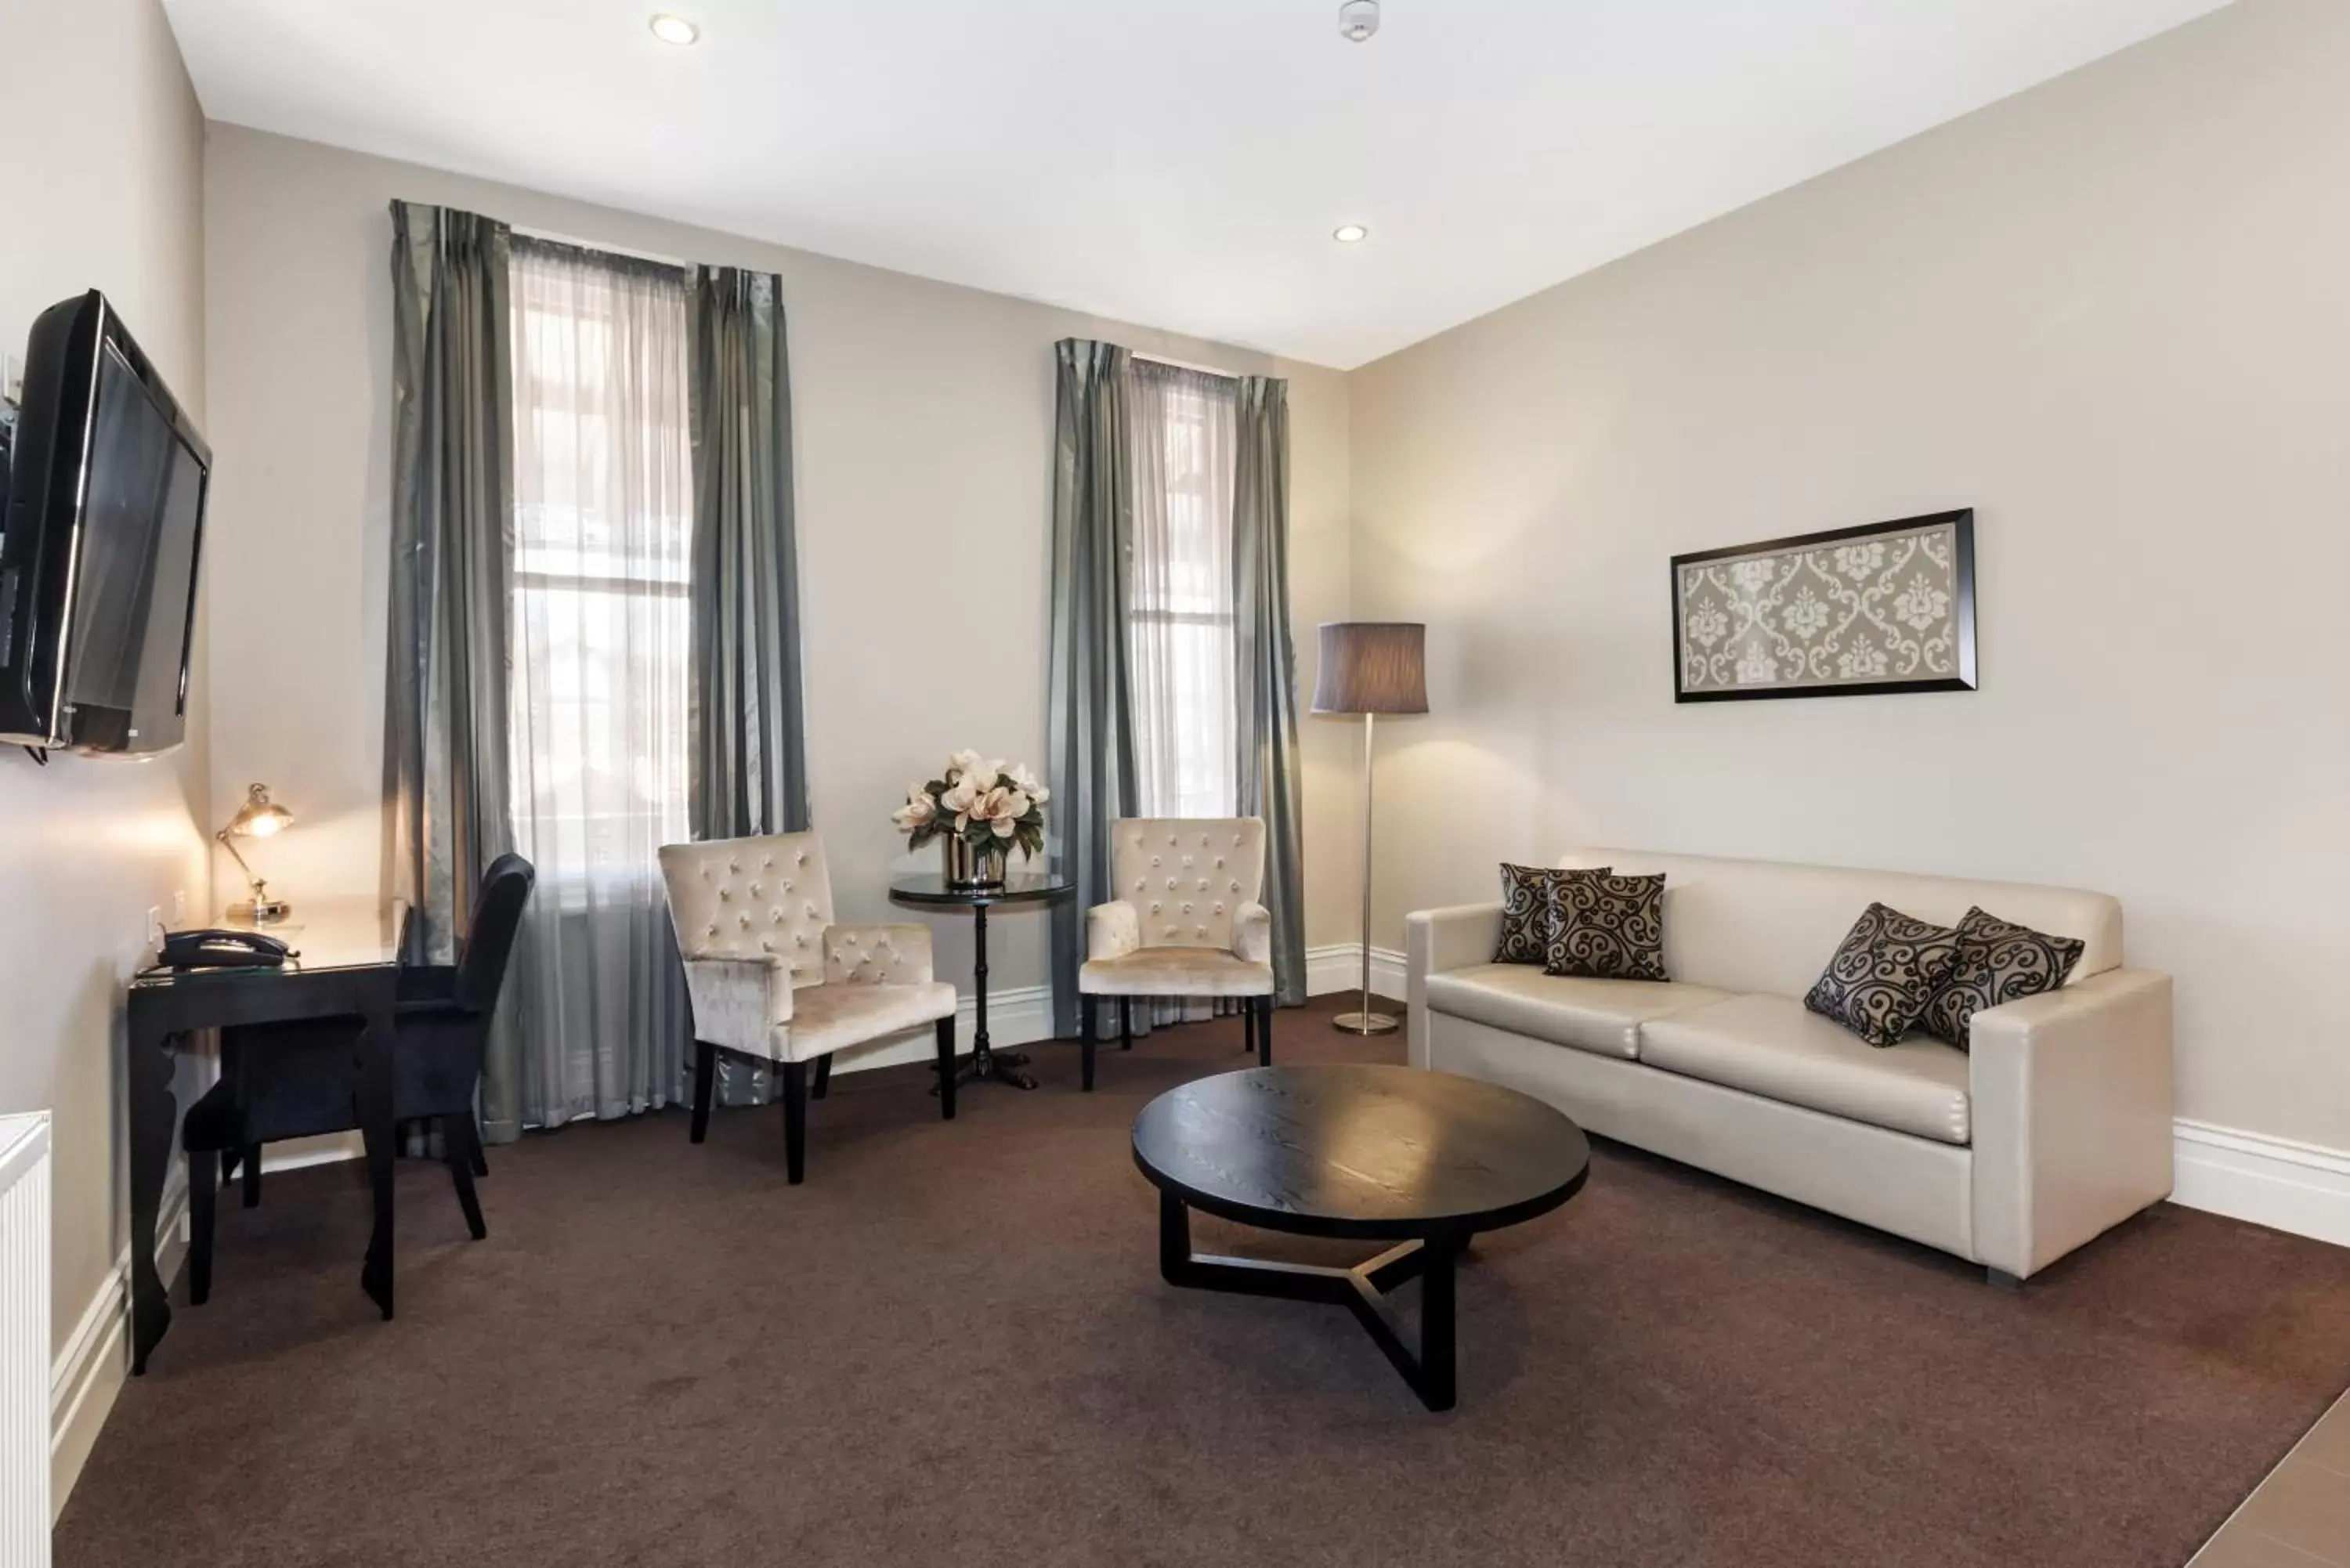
top-left (658, 832), bottom-right (958, 1183)
top-left (1076, 817), bottom-right (1276, 1091)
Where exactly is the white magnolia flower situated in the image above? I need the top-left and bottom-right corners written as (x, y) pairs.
top-left (939, 775), bottom-right (984, 822)
top-left (890, 783), bottom-right (937, 832)
top-left (1007, 762), bottom-right (1050, 807)
top-left (947, 749), bottom-right (988, 784)
top-left (989, 815), bottom-right (1017, 840)
top-left (996, 788), bottom-right (1031, 822)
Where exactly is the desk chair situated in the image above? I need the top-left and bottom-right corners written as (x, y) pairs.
top-left (1078, 818), bottom-right (1276, 1090)
top-left (182, 854), bottom-right (536, 1303)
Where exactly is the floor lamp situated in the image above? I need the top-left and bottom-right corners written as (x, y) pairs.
top-left (1312, 622), bottom-right (1428, 1035)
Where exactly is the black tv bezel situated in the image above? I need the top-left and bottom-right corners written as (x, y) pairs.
top-left (0, 291), bottom-right (212, 753)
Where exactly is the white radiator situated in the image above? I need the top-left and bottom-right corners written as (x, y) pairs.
top-left (0, 1113), bottom-right (50, 1566)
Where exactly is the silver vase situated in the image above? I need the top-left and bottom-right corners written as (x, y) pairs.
top-left (943, 835), bottom-right (1006, 890)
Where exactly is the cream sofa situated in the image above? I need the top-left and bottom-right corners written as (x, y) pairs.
top-left (1406, 849), bottom-right (2174, 1283)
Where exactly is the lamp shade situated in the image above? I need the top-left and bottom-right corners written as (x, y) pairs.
top-left (1311, 622), bottom-right (1428, 715)
top-left (222, 782), bottom-right (294, 838)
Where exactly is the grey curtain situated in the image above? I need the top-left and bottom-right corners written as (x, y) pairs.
top-left (687, 267), bottom-right (809, 841)
top-left (384, 201), bottom-right (523, 1136)
top-left (1046, 339), bottom-right (1140, 1038)
top-left (1233, 375), bottom-right (1307, 1006)
top-left (687, 266), bottom-right (810, 1106)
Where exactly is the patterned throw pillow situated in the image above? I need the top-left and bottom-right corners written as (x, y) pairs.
top-left (1494, 864), bottom-right (1600, 965)
top-left (1542, 871), bottom-right (1668, 982)
top-left (1803, 903), bottom-right (1963, 1047)
top-left (1920, 907), bottom-right (2085, 1048)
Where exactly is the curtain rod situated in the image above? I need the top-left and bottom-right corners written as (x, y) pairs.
top-left (1133, 350), bottom-right (1240, 381)
top-left (512, 223), bottom-right (693, 272)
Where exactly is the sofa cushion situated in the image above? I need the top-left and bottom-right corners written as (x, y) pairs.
top-left (1423, 964), bottom-right (1730, 1059)
top-left (1639, 993), bottom-right (1972, 1145)
top-left (1802, 902), bottom-right (1962, 1046)
top-left (1920, 907), bottom-right (2086, 1048)
top-left (1493, 862), bottom-right (1576, 966)
top-left (1545, 871), bottom-right (1669, 982)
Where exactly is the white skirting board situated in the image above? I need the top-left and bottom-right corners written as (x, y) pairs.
top-left (49, 1173), bottom-right (186, 1525)
top-left (1304, 943), bottom-right (1408, 1001)
top-left (2172, 1119), bottom-right (2350, 1250)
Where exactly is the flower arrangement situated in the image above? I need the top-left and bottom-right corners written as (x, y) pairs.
top-left (891, 751), bottom-right (1049, 862)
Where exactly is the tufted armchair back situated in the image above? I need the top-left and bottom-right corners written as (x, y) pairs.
top-left (658, 832), bottom-right (836, 988)
top-left (1110, 818), bottom-right (1267, 950)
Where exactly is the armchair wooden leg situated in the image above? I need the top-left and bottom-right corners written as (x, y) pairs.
top-left (1256, 997), bottom-right (1273, 1068)
top-left (470, 1113), bottom-right (490, 1178)
top-left (781, 1060), bottom-right (808, 1185)
top-left (689, 1039), bottom-right (717, 1144)
top-left (1242, 999), bottom-right (1257, 1057)
top-left (443, 1115), bottom-right (487, 1241)
top-left (240, 1145), bottom-right (262, 1209)
top-left (812, 1054), bottom-right (833, 1101)
top-left (935, 1017), bottom-right (957, 1121)
top-left (1080, 995), bottom-right (1097, 1093)
top-left (1119, 998), bottom-right (1133, 1052)
top-left (187, 1147), bottom-right (218, 1306)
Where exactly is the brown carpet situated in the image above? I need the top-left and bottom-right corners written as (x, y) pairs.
top-left (56, 997), bottom-right (2350, 1568)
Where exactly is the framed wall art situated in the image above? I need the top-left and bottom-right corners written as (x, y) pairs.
top-left (1671, 508), bottom-right (1976, 703)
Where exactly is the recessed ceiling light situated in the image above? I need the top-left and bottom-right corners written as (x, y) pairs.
top-left (1332, 224), bottom-right (1369, 244)
top-left (649, 13), bottom-right (700, 45)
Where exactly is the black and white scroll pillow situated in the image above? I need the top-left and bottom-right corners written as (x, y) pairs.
top-left (1543, 871), bottom-right (1668, 982)
top-left (1494, 864), bottom-right (1593, 965)
top-left (1803, 903), bottom-right (1962, 1047)
top-left (1919, 907), bottom-right (2085, 1048)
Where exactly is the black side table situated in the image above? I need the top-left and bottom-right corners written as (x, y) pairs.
top-left (888, 871), bottom-right (1072, 1089)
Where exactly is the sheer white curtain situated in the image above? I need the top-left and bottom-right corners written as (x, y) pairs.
top-left (1127, 359), bottom-right (1238, 818)
top-left (1126, 359), bottom-right (1240, 1026)
top-left (504, 237), bottom-right (694, 1127)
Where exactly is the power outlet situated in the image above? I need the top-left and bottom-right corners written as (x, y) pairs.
top-left (145, 905), bottom-right (165, 952)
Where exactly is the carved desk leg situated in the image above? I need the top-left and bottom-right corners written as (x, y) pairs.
top-left (356, 980), bottom-right (397, 1320)
top-left (126, 1017), bottom-right (179, 1375)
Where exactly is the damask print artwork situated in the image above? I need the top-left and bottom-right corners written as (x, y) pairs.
top-left (1672, 510), bottom-right (1976, 701)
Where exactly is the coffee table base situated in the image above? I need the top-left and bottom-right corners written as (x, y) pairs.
top-left (1157, 1192), bottom-right (1462, 1411)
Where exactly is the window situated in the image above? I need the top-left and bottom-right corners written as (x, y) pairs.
top-left (1126, 359), bottom-right (1238, 818)
top-left (505, 239), bottom-right (693, 901)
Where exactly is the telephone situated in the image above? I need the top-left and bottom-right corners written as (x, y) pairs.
top-left (158, 927), bottom-right (295, 971)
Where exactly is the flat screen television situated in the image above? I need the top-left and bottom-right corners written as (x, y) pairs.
top-left (0, 291), bottom-right (209, 754)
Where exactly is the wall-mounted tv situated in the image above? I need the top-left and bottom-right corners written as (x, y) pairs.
top-left (0, 291), bottom-right (209, 754)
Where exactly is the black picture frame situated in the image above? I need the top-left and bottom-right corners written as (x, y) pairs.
top-left (1670, 508), bottom-right (1976, 703)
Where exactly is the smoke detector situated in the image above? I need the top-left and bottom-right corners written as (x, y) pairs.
top-left (1339, 1), bottom-right (1379, 43)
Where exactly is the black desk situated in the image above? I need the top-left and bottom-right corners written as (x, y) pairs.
top-left (1132, 1064), bottom-right (1589, 1411)
top-left (126, 899), bottom-right (408, 1375)
top-left (888, 872), bottom-right (1071, 1090)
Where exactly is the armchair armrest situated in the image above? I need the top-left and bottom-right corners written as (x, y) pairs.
top-left (823, 923), bottom-right (935, 985)
top-left (1087, 901), bottom-right (1141, 962)
top-left (680, 954), bottom-right (794, 1057)
top-left (1969, 968), bottom-right (2174, 1281)
top-left (1231, 901), bottom-right (1272, 964)
top-left (1406, 903), bottom-right (1504, 1069)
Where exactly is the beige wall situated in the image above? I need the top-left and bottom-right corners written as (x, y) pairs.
top-left (0, 0), bottom-right (211, 1492)
top-left (1348, 0), bottom-right (2350, 1148)
top-left (200, 126), bottom-right (1356, 1017)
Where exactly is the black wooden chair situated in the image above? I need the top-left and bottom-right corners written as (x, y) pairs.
top-left (183, 853), bottom-right (536, 1304)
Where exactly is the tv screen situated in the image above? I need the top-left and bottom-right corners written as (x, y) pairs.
top-left (0, 292), bottom-right (208, 753)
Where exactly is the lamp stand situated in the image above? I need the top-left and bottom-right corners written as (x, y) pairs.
top-left (218, 829), bottom-right (290, 925)
top-left (1334, 711), bottom-right (1397, 1035)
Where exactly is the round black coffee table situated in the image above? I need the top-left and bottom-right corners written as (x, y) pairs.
top-left (889, 871), bottom-right (1071, 1089)
top-left (1131, 1064), bottom-right (1589, 1411)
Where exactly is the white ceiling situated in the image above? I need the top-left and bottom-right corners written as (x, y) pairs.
top-left (163, 0), bottom-right (2229, 368)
